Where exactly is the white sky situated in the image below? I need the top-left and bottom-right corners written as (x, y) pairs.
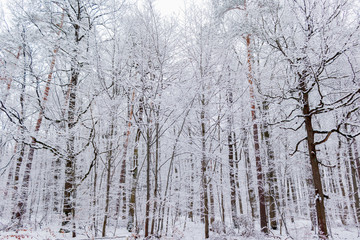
top-left (154, 0), bottom-right (207, 17)
top-left (154, 0), bottom-right (185, 16)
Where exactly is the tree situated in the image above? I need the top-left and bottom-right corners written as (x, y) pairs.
top-left (254, 0), bottom-right (360, 238)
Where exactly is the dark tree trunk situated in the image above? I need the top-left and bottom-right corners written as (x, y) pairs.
top-left (200, 96), bottom-right (209, 239)
top-left (299, 75), bottom-right (328, 238)
top-left (144, 127), bottom-right (151, 238)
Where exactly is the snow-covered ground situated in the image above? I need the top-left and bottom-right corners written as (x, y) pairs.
top-left (1, 219), bottom-right (359, 240)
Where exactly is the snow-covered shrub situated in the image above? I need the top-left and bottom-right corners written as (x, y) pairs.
top-left (234, 215), bottom-right (254, 237)
top-left (211, 220), bottom-right (226, 234)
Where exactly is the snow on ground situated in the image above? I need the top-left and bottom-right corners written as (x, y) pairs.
top-left (0, 219), bottom-right (359, 239)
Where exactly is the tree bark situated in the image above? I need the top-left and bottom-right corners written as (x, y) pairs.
top-left (242, 127), bottom-right (256, 219)
top-left (262, 100), bottom-right (278, 230)
top-left (246, 35), bottom-right (268, 233)
top-left (11, 43), bottom-right (27, 227)
top-left (200, 95), bottom-right (209, 239)
top-left (116, 90), bottom-right (136, 220)
top-left (299, 74), bottom-right (328, 238)
top-left (151, 110), bottom-right (160, 235)
top-left (144, 126), bottom-right (151, 237)
top-left (347, 139), bottom-right (360, 224)
top-left (336, 139), bottom-right (348, 225)
top-left (102, 120), bottom-right (115, 237)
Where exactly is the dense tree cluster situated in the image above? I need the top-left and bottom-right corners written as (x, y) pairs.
top-left (0, 0), bottom-right (359, 239)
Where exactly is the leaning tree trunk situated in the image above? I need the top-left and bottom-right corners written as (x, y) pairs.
top-left (10, 43), bottom-right (27, 227)
top-left (299, 75), bottom-right (328, 238)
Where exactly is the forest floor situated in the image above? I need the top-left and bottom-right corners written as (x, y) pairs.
top-left (0, 219), bottom-right (359, 239)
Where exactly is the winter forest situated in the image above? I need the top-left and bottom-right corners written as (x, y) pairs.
top-left (0, 0), bottom-right (359, 239)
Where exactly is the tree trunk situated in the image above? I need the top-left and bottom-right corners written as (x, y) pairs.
top-left (62, 20), bottom-right (81, 237)
top-left (187, 128), bottom-right (195, 221)
top-left (200, 95), bottom-right (209, 239)
top-left (144, 126), bottom-right (151, 237)
top-left (234, 132), bottom-right (244, 215)
top-left (347, 139), bottom-right (360, 224)
top-left (262, 100), bottom-right (278, 230)
top-left (242, 128), bottom-right (256, 219)
top-left (117, 90), bottom-right (136, 220)
top-left (246, 35), bottom-right (268, 233)
top-left (228, 131), bottom-right (238, 227)
top-left (299, 75), bottom-right (328, 238)
top-left (92, 149), bottom-right (98, 237)
top-left (151, 113), bottom-right (160, 235)
top-left (127, 128), bottom-right (140, 233)
top-left (11, 44), bottom-right (27, 228)
top-left (209, 179), bottom-right (215, 226)
top-left (102, 121), bottom-right (115, 237)
top-left (336, 139), bottom-right (348, 225)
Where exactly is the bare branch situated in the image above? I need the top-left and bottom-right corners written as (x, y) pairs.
top-left (290, 137), bottom-right (307, 156)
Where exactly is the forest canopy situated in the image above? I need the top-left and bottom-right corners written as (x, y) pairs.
top-left (0, 0), bottom-right (359, 239)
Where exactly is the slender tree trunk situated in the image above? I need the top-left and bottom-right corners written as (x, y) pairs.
top-left (151, 112), bottom-right (160, 235)
top-left (228, 130), bottom-right (238, 227)
top-left (144, 126), bottom-right (151, 237)
top-left (262, 100), bottom-right (278, 230)
top-left (242, 128), bottom-right (256, 219)
top-left (92, 149), bottom-right (98, 237)
top-left (209, 178), bottom-right (215, 226)
top-left (336, 139), bottom-right (348, 224)
top-left (234, 132), bottom-right (244, 216)
top-left (187, 128), bottom-right (195, 221)
top-left (117, 90), bottom-right (136, 220)
top-left (10, 43), bottom-right (27, 226)
top-left (127, 96), bottom-right (143, 233)
top-left (102, 121), bottom-right (115, 237)
top-left (200, 95), bottom-right (210, 238)
top-left (127, 128), bottom-right (141, 233)
top-left (246, 35), bottom-right (268, 233)
top-left (52, 156), bottom-right (62, 214)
